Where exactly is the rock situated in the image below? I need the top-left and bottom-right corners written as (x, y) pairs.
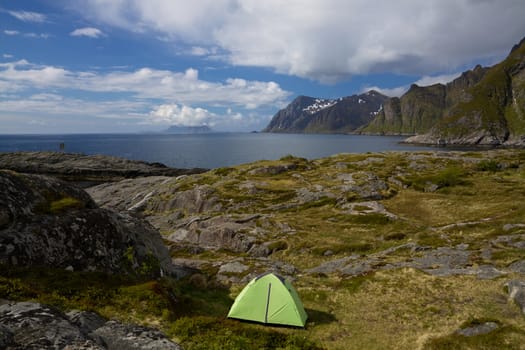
top-left (338, 172), bottom-right (388, 200)
top-left (218, 261), bottom-right (249, 274)
top-left (0, 170), bottom-right (174, 277)
top-left (509, 260), bottom-right (525, 274)
top-left (0, 301), bottom-right (101, 349)
top-left (295, 187), bottom-right (335, 204)
top-left (412, 247), bottom-right (471, 272)
top-left (248, 163), bottom-right (297, 176)
top-left (0, 301), bottom-right (181, 349)
top-left (66, 310), bottom-right (107, 336)
top-left (0, 151), bottom-right (206, 186)
top-left (165, 214), bottom-right (280, 256)
top-left (341, 201), bottom-right (397, 219)
top-left (307, 256), bottom-right (358, 275)
top-left (93, 320), bottom-right (182, 350)
top-left (503, 223), bottom-right (525, 231)
top-left (456, 322), bottom-right (499, 336)
top-left (0, 324), bottom-right (14, 348)
top-left (505, 280), bottom-right (525, 314)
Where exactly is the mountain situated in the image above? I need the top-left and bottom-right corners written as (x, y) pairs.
top-left (164, 125), bottom-right (212, 134)
top-left (369, 37), bottom-right (523, 145)
top-left (403, 37), bottom-right (525, 146)
top-left (263, 91), bottom-right (388, 133)
top-left (361, 65), bottom-right (489, 135)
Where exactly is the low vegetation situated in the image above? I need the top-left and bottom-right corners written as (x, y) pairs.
top-left (3, 149), bottom-right (525, 349)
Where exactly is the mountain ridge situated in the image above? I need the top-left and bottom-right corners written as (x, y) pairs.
top-left (263, 91), bottom-right (388, 133)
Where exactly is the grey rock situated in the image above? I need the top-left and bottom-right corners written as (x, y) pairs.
top-left (338, 172), bottom-right (388, 200)
top-left (411, 247), bottom-right (471, 271)
top-left (93, 320), bottom-right (182, 350)
top-left (218, 261), bottom-right (249, 274)
top-left (503, 223), bottom-right (525, 232)
top-left (341, 201), bottom-right (397, 219)
top-left (66, 310), bottom-right (107, 336)
top-left (509, 260), bottom-right (525, 274)
top-left (248, 163), bottom-right (297, 176)
top-left (0, 301), bottom-right (181, 349)
top-left (0, 151), bottom-right (206, 186)
top-left (307, 256), bottom-right (358, 275)
top-left (0, 301), bottom-right (101, 349)
top-left (0, 171), bottom-right (174, 277)
top-left (505, 280), bottom-right (525, 314)
top-left (476, 265), bottom-right (505, 280)
top-left (0, 324), bottom-right (14, 348)
top-left (456, 322), bottom-right (499, 337)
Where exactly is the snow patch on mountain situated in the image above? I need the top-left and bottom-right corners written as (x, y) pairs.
top-left (303, 98), bottom-right (337, 114)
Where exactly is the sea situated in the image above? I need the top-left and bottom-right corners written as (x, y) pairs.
top-left (0, 133), bottom-right (438, 169)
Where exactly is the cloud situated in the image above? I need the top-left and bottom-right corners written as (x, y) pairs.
top-left (4, 30), bottom-right (20, 36)
top-left (8, 10), bottom-right (46, 23)
top-left (363, 71), bottom-right (463, 97)
top-left (79, 0), bottom-right (525, 82)
top-left (70, 27), bottom-right (105, 38)
top-left (413, 72), bottom-right (462, 87)
top-left (0, 60), bottom-right (289, 131)
top-left (3, 30), bottom-right (50, 39)
top-left (2, 54), bottom-right (13, 58)
top-left (148, 104), bottom-right (216, 126)
top-left (0, 60), bottom-right (290, 108)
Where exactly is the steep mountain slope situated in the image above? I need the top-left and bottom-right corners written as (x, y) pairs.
top-left (361, 65), bottom-right (488, 135)
top-left (404, 37), bottom-right (525, 145)
top-left (263, 91), bottom-right (387, 133)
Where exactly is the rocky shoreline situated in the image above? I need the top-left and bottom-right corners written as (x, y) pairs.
top-left (0, 151), bottom-right (207, 187)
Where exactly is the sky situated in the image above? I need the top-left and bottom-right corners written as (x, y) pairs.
top-left (1, 0), bottom-right (524, 134)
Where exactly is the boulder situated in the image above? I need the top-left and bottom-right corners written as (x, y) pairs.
top-left (0, 301), bottom-right (181, 349)
top-left (0, 301), bottom-right (101, 349)
top-left (0, 170), bottom-right (174, 277)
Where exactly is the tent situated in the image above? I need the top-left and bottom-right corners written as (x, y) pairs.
top-left (227, 272), bottom-right (308, 327)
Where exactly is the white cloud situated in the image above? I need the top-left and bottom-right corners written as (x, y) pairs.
top-left (2, 54), bottom-right (13, 58)
top-left (70, 27), bottom-right (105, 38)
top-left (361, 86), bottom-right (408, 98)
top-left (0, 60), bottom-right (290, 108)
top-left (8, 10), bottom-right (46, 23)
top-left (148, 104), bottom-right (216, 126)
top-left (3, 30), bottom-right (50, 39)
top-left (414, 72), bottom-right (462, 87)
top-left (79, 0), bottom-right (525, 82)
top-left (363, 71), bottom-right (463, 97)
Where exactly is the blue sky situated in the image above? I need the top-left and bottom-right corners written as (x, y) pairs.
top-left (1, 0), bottom-right (524, 134)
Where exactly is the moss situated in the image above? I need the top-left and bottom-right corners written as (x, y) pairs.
top-left (168, 316), bottom-right (324, 350)
top-left (424, 323), bottom-right (525, 350)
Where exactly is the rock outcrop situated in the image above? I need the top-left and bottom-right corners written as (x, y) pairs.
top-left (0, 301), bottom-right (181, 349)
top-left (0, 170), bottom-right (174, 276)
top-left (0, 151), bottom-right (207, 186)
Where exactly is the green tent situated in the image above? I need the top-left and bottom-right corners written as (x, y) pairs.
top-left (227, 272), bottom-right (308, 327)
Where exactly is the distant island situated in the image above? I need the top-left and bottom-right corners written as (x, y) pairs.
top-left (163, 125), bottom-right (212, 134)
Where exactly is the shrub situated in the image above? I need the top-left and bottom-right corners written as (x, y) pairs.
top-left (476, 159), bottom-right (500, 172)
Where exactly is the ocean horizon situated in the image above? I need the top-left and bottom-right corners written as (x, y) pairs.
top-left (0, 132), bottom-right (440, 169)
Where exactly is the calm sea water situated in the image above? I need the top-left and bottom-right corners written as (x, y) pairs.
top-left (0, 133), bottom-right (437, 169)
